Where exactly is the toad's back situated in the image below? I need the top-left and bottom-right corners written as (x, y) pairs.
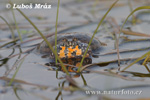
top-left (36, 32), bottom-right (101, 59)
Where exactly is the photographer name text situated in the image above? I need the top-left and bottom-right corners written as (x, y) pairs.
top-left (6, 3), bottom-right (51, 9)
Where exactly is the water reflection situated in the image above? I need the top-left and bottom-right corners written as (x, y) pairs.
top-left (47, 57), bottom-right (92, 74)
top-left (55, 81), bottom-right (65, 100)
top-left (0, 48), bottom-right (15, 67)
top-left (0, 57), bottom-right (9, 67)
top-left (124, 71), bottom-right (150, 77)
top-left (55, 76), bottom-right (87, 100)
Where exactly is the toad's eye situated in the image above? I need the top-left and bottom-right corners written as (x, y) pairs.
top-left (68, 41), bottom-right (72, 46)
top-left (66, 41), bottom-right (71, 46)
top-left (73, 37), bottom-right (77, 41)
top-left (72, 42), bottom-right (75, 46)
top-left (62, 38), bottom-right (68, 42)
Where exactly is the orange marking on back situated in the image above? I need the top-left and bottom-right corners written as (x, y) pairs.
top-left (74, 45), bottom-right (82, 56)
top-left (67, 46), bottom-right (74, 58)
top-left (59, 46), bottom-right (66, 58)
top-left (76, 62), bottom-right (81, 67)
top-left (67, 45), bottom-right (82, 58)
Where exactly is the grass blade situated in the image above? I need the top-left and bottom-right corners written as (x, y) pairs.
top-left (0, 16), bottom-right (15, 40)
top-left (121, 51), bottom-right (150, 72)
top-left (8, 2), bottom-right (69, 75)
top-left (8, 56), bottom-right (25, 86)
top-left (55, 0), bottom-right (60, 64)
top-left (121, 6), bottom-right (150, 71)
top-left (128, 0), bottom-right (136, 25)
top-left (13, 87), bottom-right (21, 100)
top-left (121, 6), bottom-right (150, 30)
top-left (10, 3), bottom-right (22, 42)
top-left (121, 29), bottom-right (150, 37)
top-left (78, 0), bottom-right (119, 72)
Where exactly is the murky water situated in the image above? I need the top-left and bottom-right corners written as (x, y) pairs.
top-left (0, 0), bottom-right (150, 100)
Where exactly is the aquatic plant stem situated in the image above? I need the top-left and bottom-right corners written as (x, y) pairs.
top-left (121, 51), bottom-right (150, 72)
top-left (120, 6), bottom-right (150, 71)
top-left (128, 0), bottom-right (136, 25)
top-left (10, 2), bottom-right (22, 42)
top-left (77, 0), bottom-right (119, 72)
top-left (8, 54), bottom-right (26, 86)
top-left (10, 2), bottom-right (69, 75)
top-left (121, 6), bottom-right (150, 30)
top-left (55, 0), bottom-right (60, 64)
top-left (0, 16), bottom-right (15, 40)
